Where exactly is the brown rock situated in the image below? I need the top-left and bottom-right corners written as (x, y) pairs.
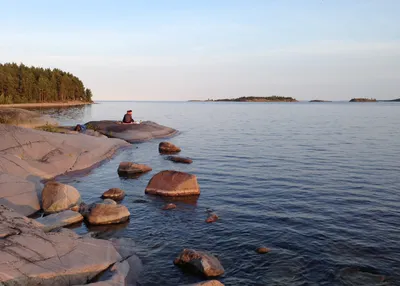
top-left (159, 142), bottom-right (181, 154)
top-left (206, 213), bottom-right (219, 223)
top-left (117, 162), bottom-right (152, 177)
top-left (166, 156), bottom-right (193, 164)
top-left (87, 203), bottom-right (130, 225)
top-left (174, 249), bottom-right (224, 277)
top-left (102, 188), bottom-right (126, 200)
top-left (42, 181), bottom-right (81, 214)
top-left (256, 247), bottom-right (270, 254)
top-left (184, 281), bottom-right (224, 286)
top-left (162, 203), bottom-right (177, 210)
top-left (103, 199), bottom-right (117, 205)
top-left (145, 170), bottom-right (200, 197)
top-left (0, 205), bottom-right (122, 285)
top-left (36, 210), bottom-right (83, 232)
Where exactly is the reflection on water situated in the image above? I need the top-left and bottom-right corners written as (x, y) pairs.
top-left (51, 101), bottom-right (400, 285)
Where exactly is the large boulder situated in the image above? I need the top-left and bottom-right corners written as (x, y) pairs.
top-left (42, 181), bottom-right (81, 214)
top-left (0, 205), bottom-right (123, 285)
top-left (174, 249), bottom-right (225, 277)
top-left (87, 203), bottom-right (130, 225)
top-left (84, 120), bottom-right (177, 143)
top-left (159, 142), bottom-right (181, 154)
top-left (145, 170), bottom-right (200, 197)
top-left (0, 173), bottom-right (40, 216)
top-left (0, 108), bottom-right (57, 128)
top-left (102, 188), bottom-right (126, 200)
top-left (36, 210), bottom-right (84, 232)
top-left (117, 162), bottom-right (152, 177)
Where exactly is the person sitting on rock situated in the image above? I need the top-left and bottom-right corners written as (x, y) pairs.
top-left (122, 110), bottom-right (134, 124)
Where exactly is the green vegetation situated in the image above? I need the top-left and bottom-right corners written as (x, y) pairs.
top-left (35, 124), bottom-right (63, 133)
top-left (213, 96), bottom-right (298, 102)
top-left (0, 63), bottom-right (93, 104)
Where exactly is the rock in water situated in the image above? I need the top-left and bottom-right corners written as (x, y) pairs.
top-left (84, 120), bottom-right (177, 143)
top-left (102, 188), bottom-right (126, 200)
top-left (256, 247), bottom-right (270, 254)
top-left (174, 249), bottom-right (225, 277)
top-left (36, 210), bottom-right (83, 232)
top-left (159, 142), bottom-right (181, 154)
top-left (162, 203), bottom-right (177, 210)
top-left (87, 203), bottom-right (130, 225)
top-left (118, 162), bottom-right (152, 177)
top-left (103, 199), bottom-right (117, 205)
top-left (42, 181), bottom-right (82, 214)
top-left (145, 170), bottom-right (200, 197)
top-left (206, 213), bottom-right (219, 223)
top-left (0, 205), bottom-right (122, 285)
top-left (183, 281), bottom-right (224, 286)
top-left (166, 156), bottom-right (193, 164)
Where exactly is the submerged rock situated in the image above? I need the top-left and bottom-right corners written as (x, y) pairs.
top-left (85, 120), bottom-right (177, 143)
top-left (256, 247), bottom-right (270, 254)
top-left (174, 249), bottom-right (225, 277)
top-left (87, 203), bottom-right (130, 225)
top-left (159, 142), bottom-right (181, 154)
top-left (206, 213), bottom-right (219, 223)
top-left (42, 181), bottom-right (82, 214)
top-left (0, 205), bottom-right (122, 285)
top-left (166, 155), bottom-right (193, 164)
top-left (162, 203), bottom-right (177, 210)
top-left (145, 170), bottom-right (200, 197)
top-left (117, 162), bottom-right (152, 177)
top-left (36, 210), bottom-right (83, 232)
top-left (102, 188), bottom-right (126, 200)
top-left (183, 281), bottom-right (224, 286)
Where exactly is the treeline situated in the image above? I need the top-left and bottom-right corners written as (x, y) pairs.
top-left (0, 63), bottom-right (93, 104)
top-left (215, 96), bottom-right (298, 102)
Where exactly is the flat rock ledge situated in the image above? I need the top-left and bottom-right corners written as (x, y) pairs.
top-left (145, 170), bottom-right (200, 197)
top-left (0, 205), bottom-right (123, 285)
top-left (36, 210), bottom-right (83, 232)
top-left (0, 124), bottom-right (129, 216)
top-left (85, 120), bottom-right (177, 143)
top-left (174, 249), bottom-right (225, 277)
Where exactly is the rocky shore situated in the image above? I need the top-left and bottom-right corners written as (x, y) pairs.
top-left (0, 108), bottom-right (226, 285)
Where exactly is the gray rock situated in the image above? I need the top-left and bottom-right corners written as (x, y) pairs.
top-left (174, 249), bottom-right (225, 277)
top-left (0, 205), bottom-right (122, 285)
top-left (36, 210), bottom-right (83, 232)
top-left (103, 199), bottom-right (117, 205)
top-left (0, 124), bottom-right (129, 216)
top-left (85, 120), bottom-right (177, 143)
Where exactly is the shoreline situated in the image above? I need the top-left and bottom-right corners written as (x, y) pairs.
top-left (0, 101), bottom-right (93, 109)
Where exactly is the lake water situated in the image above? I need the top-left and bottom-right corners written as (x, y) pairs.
top-left (36, 101), bottom-right (400, 285)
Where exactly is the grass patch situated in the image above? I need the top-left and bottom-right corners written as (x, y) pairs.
top-left (35, 124), bottom-right (63, 133)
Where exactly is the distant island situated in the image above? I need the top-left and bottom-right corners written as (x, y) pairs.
top-left (309, 100), bottom-right (332, 102)
top-left (190, 96), bottom-right (298, 102)
top-left (389, 98), bottom-right (400, 102)
top-left (349, 98), bottom-right (377, 102)
top-left (0, 63), bottom-right (93, 105)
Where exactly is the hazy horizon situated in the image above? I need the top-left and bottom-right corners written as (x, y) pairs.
top-left (1, 0), bottom-right (399, 101)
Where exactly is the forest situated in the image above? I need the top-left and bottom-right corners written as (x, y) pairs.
top-left (0, 63), bottom-right (93, 104)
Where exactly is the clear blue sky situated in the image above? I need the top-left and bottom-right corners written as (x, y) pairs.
top-left (1, 0), bottom-right (399, 101)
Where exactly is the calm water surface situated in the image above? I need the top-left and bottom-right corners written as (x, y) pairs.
top-left (37, 102), bottom-right (400, 286)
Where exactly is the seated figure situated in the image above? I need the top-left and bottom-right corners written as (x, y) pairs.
top-left (122, 110), bottom-right (134, 124)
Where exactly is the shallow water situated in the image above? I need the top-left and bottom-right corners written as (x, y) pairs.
top-left (37, 101), bottom-right (400, 285)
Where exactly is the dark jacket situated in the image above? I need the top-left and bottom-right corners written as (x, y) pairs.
top-left (122, 113), bottom-right (134, 123)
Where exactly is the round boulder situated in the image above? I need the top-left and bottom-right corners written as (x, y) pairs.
top-left (42, 181), bottom-right (81, 214)
top-left (174, 249), bottom-right (224, 277)
top-left (87, 203), bottom-right (130, 225)
top-left (145, 170), bottom-right (200, 197)
top-left (102, 188), bottom-right (126, 201)
top-left (118, 162), bottom-right (152, 177)
top-left (166, 156), bottom-right (193, 164)
top-left (159, 142), bottom-right (181, 154)
top-left (103, 199), bottom-right (117, 205)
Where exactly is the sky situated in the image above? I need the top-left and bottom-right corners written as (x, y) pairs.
top-left (1, 0), bottom-right (399, 101)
